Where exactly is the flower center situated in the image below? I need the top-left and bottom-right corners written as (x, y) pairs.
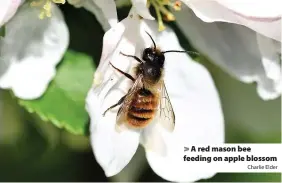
top-left (148, 0), bottom-right (182, 31)
top-left (30, 0), bottom-right (65, 19)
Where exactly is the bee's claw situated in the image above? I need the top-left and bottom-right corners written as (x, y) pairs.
top-left (120, 52), bottom-right (126, 56)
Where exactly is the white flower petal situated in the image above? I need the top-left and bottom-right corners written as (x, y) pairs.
top-left (182, 0), bottom-right (281, 41)
top-left (256, 34), bottom-right (281, 99)
top-left (0, 4), bottom-right (69, 99)
top-left (139, 21), bottom-right (224, 182)
top-left (0, 0), bottom-right (22, 27)
top-left (86, 82), bottom-right (141, 177)
top-left (68, 0), bottom-right (118, 30)
top-left (175, 8), bottom-right (281, 100)
top-left (94, 0), bottom-right (118, 27)
top-left (87, 11), bottom-right (144, 177)
top-left (88, 8), bottom-right (223, 180)
top-left (216, 1), bottom-right (281, 18)
top-left (131, 0), bottom-right (155, 20)
top-left (140, 121), bottom-right (168, 157)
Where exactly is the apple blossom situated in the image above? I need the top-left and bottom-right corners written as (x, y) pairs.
top-left (0, 2), bottom-right (69, 99)
top-left (86, 9), bottom-right (224, 182)
top-left (129, 0), bottom-right (282, 100)
top-left (175, 7), bottom-right (281, 100)
top-left (1, 0), bottom-right (120, 100)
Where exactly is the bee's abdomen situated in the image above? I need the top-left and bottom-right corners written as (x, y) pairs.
top-left (127, 88), bottom-right (158, 128)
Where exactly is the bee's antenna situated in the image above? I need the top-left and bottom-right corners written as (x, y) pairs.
top-left (162, 50), bottom-right (200, 56)
top-left (145, 31), bottom-right (156, 49)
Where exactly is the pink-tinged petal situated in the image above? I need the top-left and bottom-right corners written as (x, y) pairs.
top-left (0, 0), bottom-right (23, 27)
top-left (131, 0), bottom-right (155, 20)
top-left (175, 8), bottom-right (281, 100)
top-left (182, 0), bottom-right (281, 41)
top-left (0, 4), bottom-right (69, 99)
top-left (140, 20), bottom-right (224, 182)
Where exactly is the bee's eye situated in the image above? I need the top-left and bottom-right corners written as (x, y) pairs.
top-left (142, 48), bottom-right (154, 62)
top-left (155, 54), bottom-right (165, 66)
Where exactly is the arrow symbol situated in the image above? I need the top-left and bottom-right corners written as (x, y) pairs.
top-left (184, 147), bottom-right (189, 152)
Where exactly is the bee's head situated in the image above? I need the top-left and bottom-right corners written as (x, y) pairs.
top-left (142, 47), bottom-right (165, 67)
top-left (142, 31), bottom-right (195, 68)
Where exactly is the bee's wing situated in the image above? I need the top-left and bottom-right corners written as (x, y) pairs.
top-left (115, 74), bottom-right (144, 132)
top-left (140, 81), bottom-right (175, 156)
top-left (158, 81), bottom-right (175, 132)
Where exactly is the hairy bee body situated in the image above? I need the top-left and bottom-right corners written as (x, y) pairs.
top-left (103, 31), bottom-right (176, 132)
top-left (127, 88), bottom-right (159, 128)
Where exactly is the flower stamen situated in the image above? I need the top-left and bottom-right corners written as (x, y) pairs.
top-left (173, 1), bottom-right (182, 11)
top-left (149, 0), bottom-right (181, 31)
top-left (151, 1), bottom-right (166, 31)
top-left (30, 0), bottom-right (66, 19)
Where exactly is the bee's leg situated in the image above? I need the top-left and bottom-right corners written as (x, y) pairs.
top-left (120, 52), bottom-right (143, 64)
top-left (103, 95), bottom-right (127, 116)
top-left (110, 62), bottom-right (135, 81)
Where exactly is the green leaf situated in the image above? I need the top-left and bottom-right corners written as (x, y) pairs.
top-left (19, 50), bottom-right (95, 135)
top-left (0, 26), bottom-right (5, 37)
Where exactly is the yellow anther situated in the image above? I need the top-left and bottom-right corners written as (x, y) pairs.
top-left (39, 11), bottom-right (45, 19)
top-left (30, 0), bottom-right (65, 19)
top-left (163, 13), bottom-right (175, 21)
top-left (53, 0), bottom-right (65, 3)
top-left (173, 1), bottom-right (182, 11)
top-left (158, 23), bottom-right (166, 31)
top-left (151, 0), bottom-right (166, 31)
top-left (149, 0), bottom-right (183, 31)
top-left (30, 0), bottom-right (44, 6)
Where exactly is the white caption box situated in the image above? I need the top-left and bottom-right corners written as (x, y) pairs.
top-left (177, 144), bottom-right (282, 173)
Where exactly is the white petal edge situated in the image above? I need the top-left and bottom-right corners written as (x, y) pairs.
top-left (140, 20), bottom-right (224, 182)
top-left (131, 0), bottom-right (155, 20)
top-left (182, 0), bottom-right (281, 41)
top-left (175, 8), bottom-right (281, 100)
top-left (256, 34), bottom-right (282, 99)
top-left (216, 0), bottom-right (281, 18)
top-left (140, 121), bottom-right (168, 157)
top-left (0, 3), bottom-right (69, 99)
top-left (86, 79), bottom-right (141, 177)
top-left (87, 10), bottom-right (144, 177)
top-left (0, 0), bottom-right (22, 27)
top-left (68, 0), bottom-right (118, 31)
top-left (95, 0), bottom-right (118, 27)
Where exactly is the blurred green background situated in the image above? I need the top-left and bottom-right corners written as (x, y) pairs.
top-left (0, 3), bottom-right (281, 182)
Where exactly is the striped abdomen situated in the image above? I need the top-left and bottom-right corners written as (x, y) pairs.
top-left (127, 88), bottom-right (159, 128)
